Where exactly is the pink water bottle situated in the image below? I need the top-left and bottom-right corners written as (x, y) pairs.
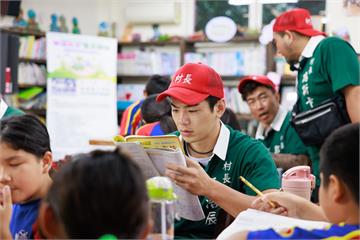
top-left (281, 166), bottom-right (315, 200)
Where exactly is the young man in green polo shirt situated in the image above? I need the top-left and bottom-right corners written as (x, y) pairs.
top-left (272, 8), bottom-right (360, 201)
top-left (238, 75), bottom-right (309, 171)
top-left (156, 63), bottom-right (280, 239)
top-left (0, 96), bottom-right (23, 119)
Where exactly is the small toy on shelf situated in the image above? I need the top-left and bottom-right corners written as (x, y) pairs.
top-left (151, 24), bottom-right (161, 41)
top-left (50, 14), bottom-right (60, 32)
top-left (131, 33), bottom-right (141, 42)
top-left (111, 22), bottom-right (116, 38)
top-left (13, 9), bottom-right (27, 28)
top-left (59, 15), bottom-right (69, 33)
top-left (121, 23), bottom-right (133, 42)
top-left (98, 21), bottom-right (109, 37)
top-left (72, 17), bottom-right (80, 34)
top-left (26, 9), bottom-right (40, 32)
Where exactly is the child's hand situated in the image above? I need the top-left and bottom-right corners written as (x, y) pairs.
top-left (0, 186), bottom-right (13, 240)
top-left (251, 191), bottom-right (304, 218)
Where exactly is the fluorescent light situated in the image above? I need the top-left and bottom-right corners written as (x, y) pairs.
top-left (228, 0), bottom-right (253, 6)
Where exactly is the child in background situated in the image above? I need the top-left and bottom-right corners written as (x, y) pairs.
top-left (37, 148), bottom-right (150, 239)
top-left (221, 108), bottom-right (241, 131)
top-left (226, 123), bottom-right (359, 239)
top-left (119, 75), bottom-right (171, 136)
top-left (0, 114), bottom-right (53, 239)
top-left (136, 94), bottom-right (177, 136)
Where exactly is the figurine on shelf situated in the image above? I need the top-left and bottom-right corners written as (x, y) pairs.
top-left (27, 9), bottom-right (40, 32)
top-left (13, 9), bottom-right (27, 28)
top-left (50, 14), bottom-right (60, 32)
top-left (72, 17), bottom-right (81, 34)
top-left (121, 23), bottom-right (133, 42)
top-left (59, 15), bottom-right (69, 33)
top-left (111, 22), bottom-right (116, 38)
top-left (98, 21), bottom-right (109, 37)
top-left (151, 24), bottom-right (161, 41)
top-left (131, 33), bottom-right (141, 42)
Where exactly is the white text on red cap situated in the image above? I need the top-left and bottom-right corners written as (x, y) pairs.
top-left (174, 74), bottom-right (192, 84)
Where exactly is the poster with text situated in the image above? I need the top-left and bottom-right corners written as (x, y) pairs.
top-left (46, 32), bottom-right (117, 160)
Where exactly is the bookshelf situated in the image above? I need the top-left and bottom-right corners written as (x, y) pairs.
top-left (19, 57), bottom-right (46, 64)
top-left (2, 27), bottom-right (47, 116)
top-left (2, 28), bottom-right (294, 128)
top-left (0, 27), bottom-right (45, 37)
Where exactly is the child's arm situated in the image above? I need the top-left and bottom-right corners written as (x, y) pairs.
top-left (251, 191), bottom-right (327, 221)
top-left (0, 186), bottom-right (13, 240)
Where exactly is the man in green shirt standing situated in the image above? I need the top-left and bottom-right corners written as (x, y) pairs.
top-left (272, 8), bottom-right (360, 201)
top-left (156, 63), bottom-right (280, 239)
top-left (238, 75), bottom-right (309, 172)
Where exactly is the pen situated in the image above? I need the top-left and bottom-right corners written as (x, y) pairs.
top-left (239, 176), bottom-right (276, 208)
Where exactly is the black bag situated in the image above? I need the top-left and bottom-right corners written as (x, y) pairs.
top-left (290, 94), bottom-right (350, 147)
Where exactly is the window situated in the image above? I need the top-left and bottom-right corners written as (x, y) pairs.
top-left (195, 1), bottom-right (249, 31)
top-left (262, 0), bottom-right (326, 25)
top-left (196, 0), bottom-right (326, 29)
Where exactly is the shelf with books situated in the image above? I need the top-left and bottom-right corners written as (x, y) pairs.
top-left (0, 27), bottom-right (45, 37)
top-left (184, 35), bottom-right (260, 45)
top-left (117, 40), bottom-right (182, 77)
top-left (18, 83), bottom-right (47, 88)
top-left (183, 35), bottom-right (266, 78)
top-left (1, 27), bottom-right (48, 119)
top-left (19, 108), bottom-right (46, 116)
top-left (236, 113), bottom-right (253, 121)
top-left (117, 75), bottom-right (170, 83)
top-left (19, 57), bottom-right (46, 64)
top-left (118, 40), bottom-right (183, 47)
top-left (281, 74), bottom-right (297, 86)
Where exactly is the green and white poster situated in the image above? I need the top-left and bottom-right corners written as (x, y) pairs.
top-left (46, 32), bottom-right (117, 160)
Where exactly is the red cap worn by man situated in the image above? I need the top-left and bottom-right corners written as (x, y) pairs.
top-left (238, 75), bottom-right (276, 93)
top-left (273, 8), bottom-right (326, 37)
top-left (157, 62), bottom-right (224, 105)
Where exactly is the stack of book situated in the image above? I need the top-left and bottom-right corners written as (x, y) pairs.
top-left (18, 63), bottom-right (47, 85)
top-left (224, 87), bottom-right (250, 114)
top-left (19, 36), bottom-right (46, 59)
top-left (117, 50), bottom-right (180, 76)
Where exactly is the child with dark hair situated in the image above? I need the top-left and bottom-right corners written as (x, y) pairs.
top-left (226, 123), bottom-right (360, 239)
top-left (119, 75), bottom-right (171, 136)
top-left (36, 148), bottom-right (150, 239)
top-left (221, 108), bottom-right (241, 131)
top-left (136, 94), bottom-right (177, 136)
top-left (0, 114), bottom-right (53, 239)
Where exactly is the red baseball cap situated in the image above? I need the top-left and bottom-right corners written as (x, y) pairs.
top-left (273, 8), bottom-right (326, 37)
top-left (238, 75), bottom-right (276, 93)
top-left (156, 63), bottom-right (224, 105)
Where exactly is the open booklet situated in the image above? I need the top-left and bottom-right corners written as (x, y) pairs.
top-left (114, 135), bottom-right (205, 221)
top-left (217, 209), bottom-right (330, 240)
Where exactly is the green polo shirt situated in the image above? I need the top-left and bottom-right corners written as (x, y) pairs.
top-left (3, 106), bottom-right (24, 118)
top-left (1, 99), bottom-right (24, 119)
top-left (257, 109), bottom-right (308, 157)
top-left (174, 124), bottom-right (280, 239)
top-left (296, 36), bottom-right (360, 197)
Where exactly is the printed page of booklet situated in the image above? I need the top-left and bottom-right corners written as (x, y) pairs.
top-left (119, 142), bottom-right (205, 221)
